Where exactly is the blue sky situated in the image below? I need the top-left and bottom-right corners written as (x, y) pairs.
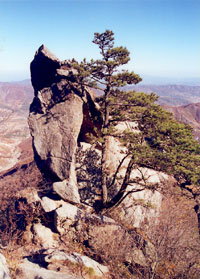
top-left (0, 0), bottom-right (199, 82)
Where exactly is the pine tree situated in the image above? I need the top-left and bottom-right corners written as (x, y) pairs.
top-left (73, 30), bottom-right (200, 210)
top-left (73, 30), bottom-right (142, 206)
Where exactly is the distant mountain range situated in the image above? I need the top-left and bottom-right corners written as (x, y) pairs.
top-left (133, 84), bottom-right (200, 106)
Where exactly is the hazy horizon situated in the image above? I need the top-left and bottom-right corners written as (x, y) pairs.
top-left (1, 74), bottom-right (200, 86)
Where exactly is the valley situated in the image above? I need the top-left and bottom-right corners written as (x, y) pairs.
top-left (0, 81), bottom-right (33, 171)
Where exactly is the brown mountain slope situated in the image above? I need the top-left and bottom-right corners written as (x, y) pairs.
top-left (164, 102), bottom-right (200, 142)
top-left (0, 81), bottom-right (33, 171)
top-left (0, 80), bottom-right (33, 109)
top-left (134, 84), bottom-right (200, 106)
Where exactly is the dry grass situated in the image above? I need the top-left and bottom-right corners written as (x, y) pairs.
top-left (0, 160), bottom-right (43, 248)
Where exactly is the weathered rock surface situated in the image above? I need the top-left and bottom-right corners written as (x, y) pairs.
top-left (55, 201), bottom-right (81, 234)
top-left (117, 168), bottom-right (168, 227)
top-left (29, 88), bottom-right (83, 182)
top-left (125, 249), bottom-right (148, 267)
top-left (17, 249), bottom-right (108, 279)
top-left (0, 253), bottom-right (10, 279)
top-left (53, 179), bottom-right (80, 204)
top-left (41, 196), bottom-right (69, 213)
top-left (41, 196), bottom-right (58, 212)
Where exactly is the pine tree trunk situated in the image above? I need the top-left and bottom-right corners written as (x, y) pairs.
top-left (101, 88), bottom-right (110, 205)
top-left (103, 156), bottom-right (135, 209)
top-left (101, 135), bottom-right (109, 204)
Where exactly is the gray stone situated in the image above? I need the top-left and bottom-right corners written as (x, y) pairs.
top-left (53, 179), bottom-right (80, 204)
top-left (17, 259), bottom-right (81, 279)
top-left (56, 68), bottom-right (78, 77)
top-left (71, 252), bottom-right (108, 276)
top-left (126, 249), bottom-right (147, 267)
top-left (28, 88), bottom-right (83, 182)
top-left (119, 184), bottom-right (163, 228)
top-left (44, 249), bottom-right (109, 277)
top-left (55, 202), bottom-right (79, 234)
top-left (76, 123), bottom-right (169, 229)
top-left (33, 223), bottom-right (59, 249)
top-left (41, 196), bottom-right (57, 212)
top-left (41, 196), bottom-right (75, 213)
top-left (30, 45), bottom-right (60, 92)
top-left (29, 45), bottom-right (103, 207)
top-left (0, 253), bottom-right (10, 279)
top-left (54, 199), bottom-right (119, 242)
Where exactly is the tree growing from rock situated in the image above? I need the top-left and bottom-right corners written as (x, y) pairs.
top-left (73, 30), bottom-right (200, 210)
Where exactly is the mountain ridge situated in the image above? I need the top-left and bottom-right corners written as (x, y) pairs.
top-left (134, 84), bottom-right (200, 106)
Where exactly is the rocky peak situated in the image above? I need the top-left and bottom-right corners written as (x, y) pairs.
top-left (30, 45), bottom-right (78, 93)
top-left (28, 46), bottom-right (101, 204)
top-left (30, 45), bottom-right (60, 92)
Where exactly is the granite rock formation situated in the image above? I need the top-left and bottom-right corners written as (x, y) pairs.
top-left (28, 45), bottom-right (101, 203)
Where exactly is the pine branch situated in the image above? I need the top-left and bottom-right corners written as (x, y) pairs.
top-left (90, 74), bottom-right (107, 85)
